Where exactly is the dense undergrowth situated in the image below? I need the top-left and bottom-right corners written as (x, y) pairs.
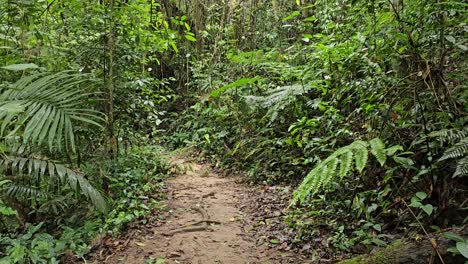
top-left (164, 0), bottom-right (468, 261)
top-left (0, 145), bottom-right (172, 263)
top-left (0, 1), bottom-right (179, 262)
top-left (1, 0), bottom-right (467, 263)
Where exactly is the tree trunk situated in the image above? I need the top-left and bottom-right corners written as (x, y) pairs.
top-left (194, 0), bottom-right (204, 52)
top-left (105, 0), bottom-right (115, 160)
top-left (102, 0), bottom-right (116, 193)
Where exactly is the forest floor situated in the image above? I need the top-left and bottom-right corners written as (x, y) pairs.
top-left (95, 157), bottom-right (308, 264)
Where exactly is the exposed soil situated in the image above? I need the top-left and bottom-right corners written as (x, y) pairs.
top-left (100, 158), bottom-right (306, 264)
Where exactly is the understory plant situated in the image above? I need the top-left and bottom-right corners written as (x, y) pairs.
top-left (291, 138), bottom-right (404, 205)
top-left (167, 0), bottom-right (467, 259)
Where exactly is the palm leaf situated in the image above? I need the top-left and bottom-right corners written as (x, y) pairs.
top-left (0, 155), bottom-right (106, 212)
top-left (0, 71), bottom-right (104, 152)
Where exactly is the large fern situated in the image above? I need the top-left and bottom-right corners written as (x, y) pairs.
top-left (244, 84), bottom-right (309, 122)
top-left (0, 71), bottom-right (104, 152)
top-left (291, 138), bottom-right (402, 205)
top-left (209, 76), bottom-right (264, 98)
top-left (430, 127), bottom-right (468, 178)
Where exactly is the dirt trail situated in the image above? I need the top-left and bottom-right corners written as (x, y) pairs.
top-left (105, 158), bottom-right (299, 264)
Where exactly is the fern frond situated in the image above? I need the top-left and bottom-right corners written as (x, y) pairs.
top-left (322, 158), bottom-right (338, 189)
top-left (245, 85), bottom-right (305, 107)
top-left (454, 155), bottom-right (468, 178)
top-left (244, 84), bottom-right (309, 122)
top-left (429, 128), bottom-right (468, 143)
top-left (291, 138), bottom-right (401, 206)
top-left (210, 76), bottom-right (264, 98)
top-left (293, 163), bottom-right (322, 203)
top-left (352, 140), bottom-right (368, 173)
top-left (430, 128), bottom-right (468, 178)
top-left (339, 150), bottom-right (353, 179)
top-left (370, 138), bottom-right (386, 166)
top-left (439, 137), bottom-right (468, 161)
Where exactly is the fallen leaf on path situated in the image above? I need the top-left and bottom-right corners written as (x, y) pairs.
top-left (270, 239), bottom-right (279, 244)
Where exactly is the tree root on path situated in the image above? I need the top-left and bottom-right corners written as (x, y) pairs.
top-left (162, 206), bottom-right (220, 236)
top-left (192, 206), bottom-right (208, 220)
top-left (162, 226), bottom-right (213, 236)
top-left (190, 219), bottom-right (221, 225)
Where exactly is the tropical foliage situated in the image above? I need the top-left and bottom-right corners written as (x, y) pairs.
top-left (0, 0), bottom-right (181, 262)
top-left (166, 0), bottom-right (467, 260)
top-left (0, 0), bottom-right (466, 262)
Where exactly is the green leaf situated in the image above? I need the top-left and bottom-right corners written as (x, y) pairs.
top-left (204, 134), bottom-right (210, 144)
top-left (339, 151), bottom-right (353, 178)
top-left (371, 238), bottom-right (387, 247)
top-left (439, 138), bottom-right (468, 161)
top-left (354, 145), bottom-right (368, 173)
top-left (0, 101), bottom-right (25, 114)
top-left (456, 44), bottom-right (467, 51)
top-left (456, 241), bottom-right (468, 259)
top-left (185, 34), bottom-right (196, 42)
top-left (283, 11), bottom-right (300, 22)
top-left (447, 246), bottom-right (460, 254)
top-left (421, 204), bottom-right (433, 216)
top-left (409, 200), bottom-right (422, 208)
top-left (372, 224), bottom-right (382, 232)
top-left (445, 35), bottom-right (456, 43)
top-left (0, 206), bottom-right (17, 216)
top-left (270, 239), bottom-right (279, 244)
top-left (416, 192), bottom-right (427, 200)
top-left (2, 63), bottom-right (39, 71)
top-left (170, 42), bottom-right (178, 53)
top-left (435, 1), bottom-right (468, 8)
top-left (2, 155), bottom-right (106, 213)
top-left (384, 145), bottom-right (403, 156)
top-left (443, 232), bottom-right (465, 243)
top-left (0, 72), bottom-right (103, 152)
top-left (0, 180), bottom-right (11, 187)
top-left (304, 16), bottom-right (317, 22)
top-left (210, 76), bottom-right (263, 98)
top-left (393, 156), bottom-right (414, 167)
top-left (370, 138), bottom-right (386, 166)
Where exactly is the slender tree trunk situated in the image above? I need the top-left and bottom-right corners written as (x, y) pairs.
top-left (194, 0), bottom-right (204, 52)
top-left (105, 0), bottom-right (116, 160)
top-left (101, 0), bottom-right (116, 193)
top-left (301, 0), bottom-right (309, 17)
top-left (249, 0), bottom-right (257, 49)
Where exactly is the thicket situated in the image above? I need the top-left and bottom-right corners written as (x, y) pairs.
top-left (0, 0), bottom-right (182, 262)
top-left (166, 0), bottom-right (468, 260)
top-left (0, 0), bottom-right (467, 262)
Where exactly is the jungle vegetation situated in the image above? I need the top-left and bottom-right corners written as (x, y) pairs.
top-left (0, 0), bottom-right (466, 263)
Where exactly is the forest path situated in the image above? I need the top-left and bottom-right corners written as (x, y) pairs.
top-left (104, 157), bottom-right (298, 264)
